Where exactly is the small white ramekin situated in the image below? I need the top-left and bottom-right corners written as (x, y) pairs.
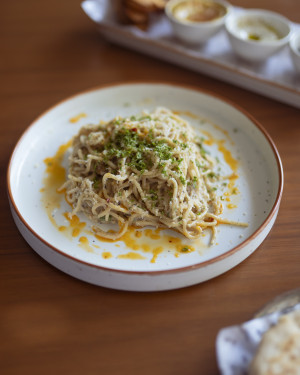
top-left (165, 0), bottom-right (232, 44)
top-left (225, 9), bottom-right (292, 62)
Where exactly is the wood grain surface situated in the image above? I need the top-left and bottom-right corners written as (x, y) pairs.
top-left (1, 1), bottom-right (300, 374)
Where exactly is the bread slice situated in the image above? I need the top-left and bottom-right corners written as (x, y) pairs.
top-left (118, 0), bottom-right (169, 29)
top-left (249, 310), bottom-right (300, 375)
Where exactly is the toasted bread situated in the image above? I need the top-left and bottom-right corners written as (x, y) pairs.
top-left (119, 0), bottom-right (169, 29)
top-left (249, 310), bottom-right (300, 375)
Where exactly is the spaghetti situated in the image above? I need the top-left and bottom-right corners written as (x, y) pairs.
top-left (61, 107), bottom-right (247, 242)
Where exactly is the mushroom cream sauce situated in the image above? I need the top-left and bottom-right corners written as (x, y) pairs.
top-left (41, 109), bottom-right (244, 264)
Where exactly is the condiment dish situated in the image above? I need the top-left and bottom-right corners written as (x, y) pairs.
top-left (165, 0), bottom-right (231, 44)
top-left (289, 31), bottom-right (300, 73)
top-left (225, 9), bottom-right (292, 62)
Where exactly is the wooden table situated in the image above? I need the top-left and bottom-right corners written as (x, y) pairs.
top-left (1, 0), bottom-right (300, 374)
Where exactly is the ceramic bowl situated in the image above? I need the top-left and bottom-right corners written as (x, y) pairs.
top-left (225, 9), bottom-right (292, 62)
top-left (165, 0), bottom-right (231, 44)
top-left (289, 31), bottom-right (300, 73)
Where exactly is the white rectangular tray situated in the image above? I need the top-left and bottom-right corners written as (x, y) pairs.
top-left (82, 0), bottom-right (300, 109)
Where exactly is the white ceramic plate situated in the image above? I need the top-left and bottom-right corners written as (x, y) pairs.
top-left (7, 82), bottom-right (283, 291)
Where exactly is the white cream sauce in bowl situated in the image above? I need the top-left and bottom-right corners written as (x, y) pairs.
top-left (225, 9), bottom-right (292, 62)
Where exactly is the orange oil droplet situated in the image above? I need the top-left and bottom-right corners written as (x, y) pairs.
top-left (217, 140), bottom-right (238, 172)
top-left (69, 113), bottom-right (87, 123)
top-left (117, 252), bottom-right (146, 260)
top-left (43, 140), bottom-right (71, 191)
top-left (102, 252), bottom-right (113, 259)
top-left (72, 228), bottom-right (80, 237)
top-left (150, 247), bottom-right (163, 263)
top-left (172, 110), bottom-right (199, 119)
top-left (227, 204), bottom-right (237, 209)
top-left (78, 236), bottom-right (94, 253)
top-left (79, 236), bottom-right (88, 244)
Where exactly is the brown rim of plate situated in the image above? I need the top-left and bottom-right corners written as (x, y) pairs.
top-left (6, 81), bottom-right (284, 276)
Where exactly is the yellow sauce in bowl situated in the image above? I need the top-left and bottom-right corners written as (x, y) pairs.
top-left (172, 0), bottom-right (227, 23)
